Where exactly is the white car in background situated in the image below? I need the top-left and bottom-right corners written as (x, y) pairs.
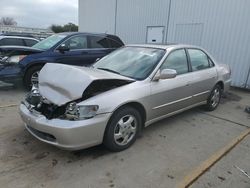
top-left (0, 35), bottom-right (39, 47)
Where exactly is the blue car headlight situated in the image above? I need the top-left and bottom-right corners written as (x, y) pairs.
top-left (64, 102), bottom-right (99, 120)
top-left (5, 55), bottom-right (27, 64)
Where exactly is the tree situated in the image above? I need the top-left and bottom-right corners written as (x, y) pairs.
top-left (0, 17), bottom-right (17, 26)
top-left (50, 24), bottom-right (64, 33)
top-left (63, 23), bottom-right (78, 32)
top-left (50, 23), bottom-right (78, 33)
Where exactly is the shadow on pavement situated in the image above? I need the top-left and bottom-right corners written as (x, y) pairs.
top-left (0, 80), bottom-right (25, 91)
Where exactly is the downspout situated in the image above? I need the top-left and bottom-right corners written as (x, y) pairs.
top-left (114, 0), bottom-right (118, 35)
top-left (165, 0), bottom-right (172, 43)
top-left (245, 64), bottom-right (250, 89)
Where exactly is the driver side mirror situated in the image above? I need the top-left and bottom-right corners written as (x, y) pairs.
top-left (57, 44), bottom-right (70, 53)
top-left (153, 69), bottom-right (177, 81)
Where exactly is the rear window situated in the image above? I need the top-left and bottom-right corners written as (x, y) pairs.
top-left (89, 36), bottom-right (109, 48)
top-left (107, 38), bottom-right (123, 48)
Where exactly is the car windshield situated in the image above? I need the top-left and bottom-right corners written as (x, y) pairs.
top-left (32, 34), bottom-right (66, 50)
top-left (93, 46), bottom-right (165, 80)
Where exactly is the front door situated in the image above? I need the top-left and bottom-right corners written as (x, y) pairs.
top-left (149, 49), bottom-right (194, 120)
top-left (54, 35), bottom-right (93, 66)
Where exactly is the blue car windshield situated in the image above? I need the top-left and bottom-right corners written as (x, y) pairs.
top-left (93, 46), bottom-right (165, 80)
top-left (32, 34), bottom-right (66, 50)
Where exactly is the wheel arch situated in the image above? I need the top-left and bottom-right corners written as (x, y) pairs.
top-left (216, 80), bottom-right (224, 91)
top-left (22, 62), bottom-right (47, 89)
top-left (23, 62), bottom-right (46, 81)
top-left (109, 101), bottom-right (147, 127)
top-left (24, 62), bottom-right (46, 75)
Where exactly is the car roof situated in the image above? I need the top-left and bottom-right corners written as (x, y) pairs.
top-left (57, 32), bottom-right (124, 45)
top-left (58, 32), bottom-right (118, 38)
top-left (127, 44), bottom-right (201, 50)
top-left (0, 35), bottom-right (39, 41)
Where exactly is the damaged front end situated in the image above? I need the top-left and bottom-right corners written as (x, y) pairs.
top-left (24, 78), bottom-right (133, 120)
top-left (82, 79), bottom-right (133, 100)
top-left (23, 88), bottom-right (67, 120)
top-left (23, 63), bottom-right (134, 120)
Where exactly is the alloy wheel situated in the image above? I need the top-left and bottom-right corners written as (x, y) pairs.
top-left (114, 115), bottom-right (137, 146)
top-left (30, 71), bottom-right (40, 86)
top-left (210, 88), bottom-right (220, 108)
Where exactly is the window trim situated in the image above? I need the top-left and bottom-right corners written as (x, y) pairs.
top-left (159, 48), bottom-right (191, 76)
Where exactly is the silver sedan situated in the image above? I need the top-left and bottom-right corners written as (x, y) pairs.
top-left (19, 44), bottom-right (231, 151)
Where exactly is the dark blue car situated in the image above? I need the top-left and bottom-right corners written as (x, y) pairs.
top-left (0, 32), bottom-right (124, 88)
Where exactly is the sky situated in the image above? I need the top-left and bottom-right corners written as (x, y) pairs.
top-left (0, 0), bottom-right (78, 29)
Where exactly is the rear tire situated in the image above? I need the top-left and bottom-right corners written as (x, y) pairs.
top-left (103, 107), bottom-right (142, 152)
top-left (24, 65), bottom-right (43, 90)
top-left (204, 84), bottom-right (222, 111)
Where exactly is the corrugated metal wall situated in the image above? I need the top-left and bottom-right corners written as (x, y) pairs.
top-left (79, 0), bottom-right (116, 34)
top-left (79, 0), bottom-right (250, 88)
top-left (167, 0), bottom-right (250, 88)
top-left (115, 0), bottom-right (170, 44)
top-left (174, 23), bottom-right (204, 45)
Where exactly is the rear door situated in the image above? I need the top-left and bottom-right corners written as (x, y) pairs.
top-left (186, 48), bottom-right (217, 102)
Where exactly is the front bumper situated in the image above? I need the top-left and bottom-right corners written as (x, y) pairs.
top-left (0, 64), bottom-right (22, 83)
top-left (19, 103), bottom-right (111, 150)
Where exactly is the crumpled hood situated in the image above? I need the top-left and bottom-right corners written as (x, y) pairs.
top-left (39, 63), bottom-right (133, 106)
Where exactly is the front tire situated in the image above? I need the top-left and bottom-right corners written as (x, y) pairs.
top-left (103, 107), bottom-right (142, 152)
top-left (204, 84), bottom-right (222, 111)
top-left (24, 65), bottom-right (43, 90)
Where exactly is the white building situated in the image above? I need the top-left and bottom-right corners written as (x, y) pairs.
top-left (79, 0), bottom-right (250, 88)
top-left (0, 25), bottom-right (53, 39)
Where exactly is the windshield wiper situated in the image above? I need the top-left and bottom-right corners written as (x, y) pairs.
top-left (97, 68), bottom-right (121, 75)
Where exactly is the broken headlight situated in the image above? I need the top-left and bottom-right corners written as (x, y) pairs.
top-left (64, 102), bottom-right (99, 120)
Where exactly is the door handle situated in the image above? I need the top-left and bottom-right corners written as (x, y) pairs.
top-left (81, 51), bottom-right (89, 54)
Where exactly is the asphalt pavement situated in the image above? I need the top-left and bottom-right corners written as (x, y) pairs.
top-left (0, 83), bottom-right (249, 188)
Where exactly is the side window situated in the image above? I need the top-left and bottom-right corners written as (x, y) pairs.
top-left (24, 39), bottom-right (38, 47)
top-left (1, 38), bottom-right (24, 46)
top-left (188, 49), bottom-right (210, 71)
top-left (62, 35), bottom-right (87, 50)
top-left (107, 38), bottom-right (122, 48)
top-left (160, 49), bottom-right (189, 75)
top-left (89, 36), bottom-right (109, 48)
